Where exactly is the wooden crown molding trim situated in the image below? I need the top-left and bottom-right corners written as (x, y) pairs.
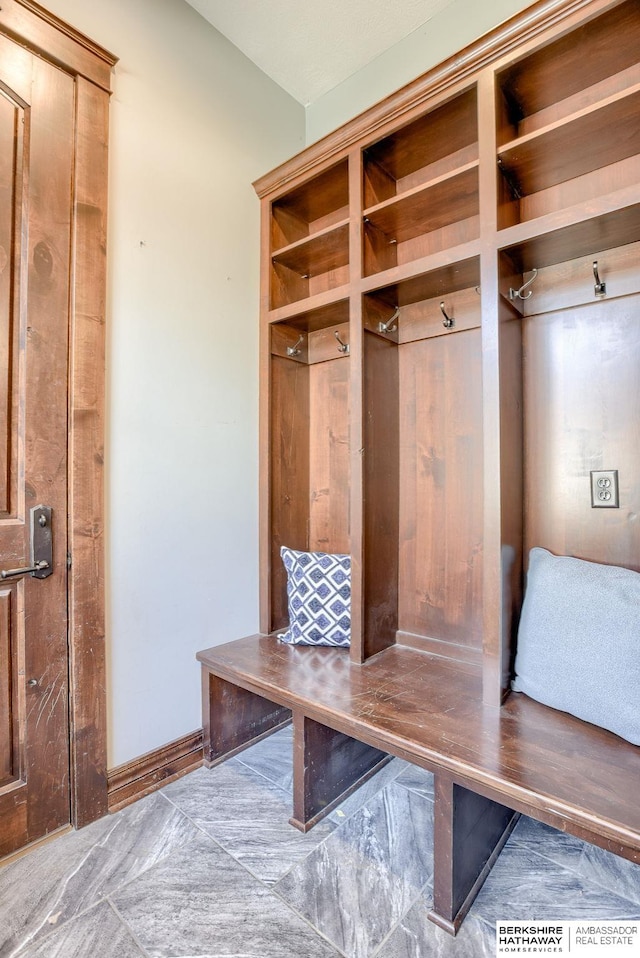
top-left (0, 0), bottom-right (117, 92)
top-left (15, 0), bottom-right (117, 65)
top-left (107, 730), bottom-right (204, 813)
top-left (253, 0), bottom-right (607, 198)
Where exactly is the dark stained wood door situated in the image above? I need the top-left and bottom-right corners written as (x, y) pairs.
top-left (0, 32), bottom-right (74, 857)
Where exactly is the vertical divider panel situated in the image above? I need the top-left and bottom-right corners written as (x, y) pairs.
top-left (269, 354), bottom-right (310, 632)
top-left (259, 197), bottom-right (273, 634)
top-left (478, 69), bottom-right (523, 704)
top-left (349, 148), bottom-right (366, 662)
top-left (363, 331), bottom-right (399, 658)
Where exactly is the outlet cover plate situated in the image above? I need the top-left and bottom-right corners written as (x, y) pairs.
top-left (590, 470), bottom-right (619, 508)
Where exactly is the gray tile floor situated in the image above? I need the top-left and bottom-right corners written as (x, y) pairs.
top-left (1, 726), bottom-right (639, 958)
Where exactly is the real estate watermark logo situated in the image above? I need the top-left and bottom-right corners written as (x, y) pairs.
top-left (496, 921), bottom-right (639, 956)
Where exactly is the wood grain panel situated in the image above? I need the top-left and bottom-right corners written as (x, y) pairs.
top-left (0, 589), bottom-right (13, 784)
top-left (363, 331), bottom-right (399, 657)
top-left (308, 357), bottom-right (350, 554)
top-left (521, 241), bottom-right (640, 316)
top-left (270, 356), bottom-right (309, 630)
top-left (291, 710), bottom-right (389, 831)
top-left (22, 53), bottom-right (74, 841)
top-left (201, 670), bottom-right (290, 767)
top-left (67, 76), bottom-right (110, 828)
top-left (398, 328), bottom-right (483, 650)
top-left (524, 292), bottom-right (640, 570)
top-left (0, 0), bottom-right (113, 845)
top-left (307, 322), bottom-right (350, 365)
top-left (495, 301), bottom-right (524, 695)
top-left (0, 91), bottom-right (20, 516)
top-left (430, 773), bottom-right (518, 933)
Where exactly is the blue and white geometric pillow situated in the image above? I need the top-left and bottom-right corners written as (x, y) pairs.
top-left (279, 546), bottom-right (351, 647)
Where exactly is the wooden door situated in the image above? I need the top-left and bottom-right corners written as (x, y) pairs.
top-left (0, 34), bottom-right (75, 857)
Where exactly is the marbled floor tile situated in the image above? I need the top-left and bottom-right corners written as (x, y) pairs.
top-left (328, 758), bottom-right (408, 826)
top-left (162, 761), bottom-right (336, 883)
top-left (13, 901), bottom-right (145, 958)
top-left (110, 830), bottom-right (343, 958)
top-left (275, 782), bottom-right (434, 958)
top-left (375, 898), bottom-right (493, 958)
top-left (234, 724), bottom-right (294, 791)
top-left (393, 765), bottom-right (435, 802)
top-left (0, 792), bottom-right (198, 957)
top-left (508, 815), bottom-right (640, 907)
top-left (470, 842), bottom-right (640, 926)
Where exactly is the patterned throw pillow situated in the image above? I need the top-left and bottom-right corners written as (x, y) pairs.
top-left (279, 547), bottom-right (351, 647)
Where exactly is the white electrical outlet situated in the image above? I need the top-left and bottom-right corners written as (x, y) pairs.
top-left (590, 470), bottom-right (619, 508)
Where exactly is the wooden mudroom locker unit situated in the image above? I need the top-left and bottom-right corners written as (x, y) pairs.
top-left (197, 0), bottom-right (640, 935)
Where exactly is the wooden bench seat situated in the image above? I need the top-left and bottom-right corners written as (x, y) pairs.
top-left (197, 633), bottom-right (640, 935)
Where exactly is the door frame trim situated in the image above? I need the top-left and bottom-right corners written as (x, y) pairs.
top-left (0, 1), bottom-right (117, 828)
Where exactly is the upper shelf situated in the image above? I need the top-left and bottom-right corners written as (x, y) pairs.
top-left (271, 159), bottom-right (349, 253)
top-left (272, 221), bottom-right (350, 277)
top-left (363, 87), bottom-right (478, 206)
top-left (497, 0), bottom-right (640, 137)
top-left (364, 163), bottom-right (479, 246)
top-left (497, 85), bottom-right (640, 198)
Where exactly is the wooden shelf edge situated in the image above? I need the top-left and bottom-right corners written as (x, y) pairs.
top-left (271, 217), bottom-right (351, 261)
top-left (361, 241), bottom-right (482, 294)
top-left (266, 285), bottom-right (352, 325)
top-left (498, 80), bottom-right (640, 155)
top-left (363, 161), bottom-right (480, 220)
top-left (496, 187), bottom-right (640, 262)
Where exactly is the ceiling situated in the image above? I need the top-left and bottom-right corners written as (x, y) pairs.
top-left (184, 0), bottom-right (456, 106)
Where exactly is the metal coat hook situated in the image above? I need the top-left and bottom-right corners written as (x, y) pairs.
top-left (335, 331), bottom-right (350, 354)
top-left (509, 268), bottom-right (538, 301)
top-left (440, 302), bottom-right (455, 329)
top-left (593, 260), bottom-right (606, 297)
top-left (286, 334), bottom-right (304, 357)
top-left (379, 307), bottom-right (399, 334)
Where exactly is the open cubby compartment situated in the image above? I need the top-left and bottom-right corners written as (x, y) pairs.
top-left (270, 160), bottom-right (350, 310)
top-left (359, 258), bottom-right (483, 665)
top-left (495, 0), bottom-right (640, 229)
top-left (362, 87), bottom-right (479, 276)
top-left (490, 214), bottom-right (640, 702)
top-left (268, 300), bottom-right (351, 634)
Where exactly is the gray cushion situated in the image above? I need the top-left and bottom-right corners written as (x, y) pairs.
top-left (512, 548), bottom-right (640, 746)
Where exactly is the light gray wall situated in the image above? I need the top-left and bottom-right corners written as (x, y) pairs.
top-left (42, 0), bottom-right (304, 766)
top-left (305, 0), bottom-right (536, 144)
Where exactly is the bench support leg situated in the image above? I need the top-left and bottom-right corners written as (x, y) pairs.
top-left (290, 711), bottom-right (390, 832)
top-left (201, 668), bottom-right (291, 767)
top-left (428, 773), bottom-right (519, 935)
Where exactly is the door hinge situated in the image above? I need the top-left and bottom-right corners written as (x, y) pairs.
top-left (67, 553), bottom-right (72, 570)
